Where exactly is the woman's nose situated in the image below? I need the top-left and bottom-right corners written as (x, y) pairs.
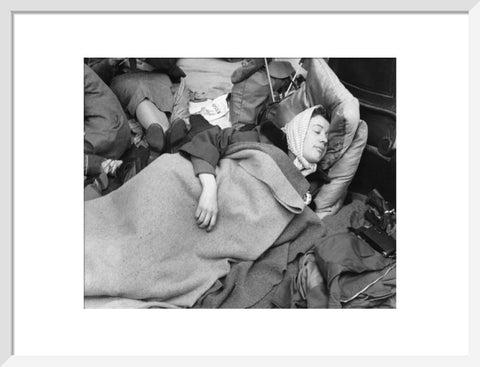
top-left (318, 131), bottom-right (327, 143)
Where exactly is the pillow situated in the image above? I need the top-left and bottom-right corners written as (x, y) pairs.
top-left (269, 58), bottom-right (360, 171)
top-left (320, 97), bottom-right (360, 171)
top-left (314, 120), bottom-right (368, 219)
top-left (265, 58), bottom-right (364, 217)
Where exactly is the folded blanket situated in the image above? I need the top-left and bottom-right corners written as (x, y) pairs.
top-left (85, 143), bottom-right (308, 308)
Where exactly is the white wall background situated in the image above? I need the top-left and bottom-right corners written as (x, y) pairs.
top-left (13, 13), bottom-right (468, 356)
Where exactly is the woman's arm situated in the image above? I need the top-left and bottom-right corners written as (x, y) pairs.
top-left (196, 173), bottom-right (218, 232)
top-left (181, 125), bottom-right (260, 231)
top-left (179, 125), bottom-right (260, 173)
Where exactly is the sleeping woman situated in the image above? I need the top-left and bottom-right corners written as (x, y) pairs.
top-left (179, 105), bottom-right (332, 232)
top-left (84, 105), bottom-right (332, 308)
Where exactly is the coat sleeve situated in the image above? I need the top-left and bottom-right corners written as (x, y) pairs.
top-left (179, 126), bottom-right (261, 176)
top-left (190, 157), bottom-right (216, 176)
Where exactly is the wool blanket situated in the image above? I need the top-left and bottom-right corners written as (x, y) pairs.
top-left (193, 209), bottom-right (326, 308)
top-left (194, 200), bottom-right (368, 308)
top-left (85, 142), bottom-right (309, 308)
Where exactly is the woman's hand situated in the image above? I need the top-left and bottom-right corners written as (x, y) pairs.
top-left (196, 173), bottom-right (218, 232)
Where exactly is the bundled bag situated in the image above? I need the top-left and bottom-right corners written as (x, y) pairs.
top-left (259, 59), bottom-right (368, 219)
top-left (229, 60), bottom-right (294, 127)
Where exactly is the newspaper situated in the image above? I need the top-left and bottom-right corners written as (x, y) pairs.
top-left (189, 93), bottom-right (232, 129)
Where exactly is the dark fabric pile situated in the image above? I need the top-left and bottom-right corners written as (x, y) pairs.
top-left (193, 199), bottom-right (396, 309)
top-left (194, 208), bottom-right (324, 308)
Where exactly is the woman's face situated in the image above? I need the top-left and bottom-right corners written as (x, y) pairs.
top-left (302, 115), bottom-right (329, 164)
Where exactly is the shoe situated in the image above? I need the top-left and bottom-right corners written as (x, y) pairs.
top-left (145, 124), bottom-right (166, 154)
top-left (165, 119), bottom-right (189, 153)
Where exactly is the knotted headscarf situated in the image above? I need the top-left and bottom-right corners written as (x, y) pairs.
top-left (281, 106), bottom-right (326, 176)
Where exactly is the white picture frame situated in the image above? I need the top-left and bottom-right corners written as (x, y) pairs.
top-left (2, 0), bottom-right (479, 366)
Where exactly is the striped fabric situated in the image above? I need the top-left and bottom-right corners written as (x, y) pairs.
top-left (281, 106), bottom-right (323, 176)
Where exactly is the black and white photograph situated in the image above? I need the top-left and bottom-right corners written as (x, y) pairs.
top-left (83, 57), bottom-right (397, 309)
top-left (5, 4), bottom-right (475, 363)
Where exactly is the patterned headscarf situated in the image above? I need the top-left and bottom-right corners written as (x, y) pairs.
top-left (281, 106), bottom-right (326, 176)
